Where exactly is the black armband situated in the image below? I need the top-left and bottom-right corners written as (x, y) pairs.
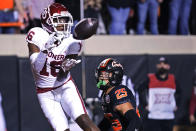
top-left (124, 109), bottom-right (142, 131)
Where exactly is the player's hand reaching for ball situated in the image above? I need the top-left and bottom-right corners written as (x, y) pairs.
top-left (44, 33), bottom-right (64, 51)
top-left (61, 59), bottom-right (81, 72)
top-left (44, 32), bottom-right (57, 51)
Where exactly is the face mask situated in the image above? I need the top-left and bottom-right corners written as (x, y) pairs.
top-left (158, 68), bottom-right (169, 75)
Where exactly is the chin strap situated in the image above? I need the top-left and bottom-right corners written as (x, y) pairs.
top-left (97, 80), bottom-right (107, 90)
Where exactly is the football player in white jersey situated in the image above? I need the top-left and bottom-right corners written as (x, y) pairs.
top-left (26, 3), bottom-right (100, 131)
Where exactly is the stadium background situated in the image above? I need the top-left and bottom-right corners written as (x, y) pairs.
top-left (0, 35), bottom-right (196, 131)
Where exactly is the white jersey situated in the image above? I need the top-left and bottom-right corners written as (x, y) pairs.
top-left (26, 27), bottom-right (82, 88)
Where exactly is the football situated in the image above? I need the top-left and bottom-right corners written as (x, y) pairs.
top-left (73, 18), bottom-right (98, 40)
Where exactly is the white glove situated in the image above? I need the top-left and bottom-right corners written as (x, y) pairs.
top-left (54, 33), bottom-right (64, 42)
top-left (44, 33), bottom-right (65, 51)
top-left (44, 32), bottom-right (57, 51)
top-left (61, 59), bottom-right (81, 72)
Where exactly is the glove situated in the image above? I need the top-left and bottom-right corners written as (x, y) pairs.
top-left (61, 59), bottom-right (81, 72)
top-left (44, 33), bottom-right (65, 51)
top-left (54, 33), bottom-right (64, 42)
top-left (44, 32), bottom-right (57, 51)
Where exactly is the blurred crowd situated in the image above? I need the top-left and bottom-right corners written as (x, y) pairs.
top-left (0, 0), bottom-right (196, 35)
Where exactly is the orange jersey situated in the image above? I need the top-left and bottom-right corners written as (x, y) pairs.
top-left (101, 85), bottom-right (138, 131)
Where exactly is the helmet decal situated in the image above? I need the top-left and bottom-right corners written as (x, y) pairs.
top-left (41, 9), bottom-right (47, 19)
top-left (99, 58), bottom-right (112, 68)
top-left (112, 61), bottom-right (123, 69)
top-left (47, 18), bottom-right (52, 25)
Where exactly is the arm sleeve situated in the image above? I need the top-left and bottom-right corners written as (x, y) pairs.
top-left (98, 116), bottom-right (111, 131)
top-left (124, 109), bottom-right (143, 131)
top-left (29, 51), bottom-right (47, 71)
top-left (26, 28), bottom-right (49, 71)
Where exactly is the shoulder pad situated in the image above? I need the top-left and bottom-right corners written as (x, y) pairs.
top-left (26, 27), bottom-right (49, 49)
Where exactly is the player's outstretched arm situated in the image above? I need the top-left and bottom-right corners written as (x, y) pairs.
top-left (61, 55), bottom-right (81, 72)
top-left (57, 54), bottom-right (81, 81)
top-left (28, 43), bottom-right (48, 71)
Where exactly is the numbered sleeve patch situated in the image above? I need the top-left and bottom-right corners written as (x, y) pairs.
top-left (115, 88), bottom-right (128, 100)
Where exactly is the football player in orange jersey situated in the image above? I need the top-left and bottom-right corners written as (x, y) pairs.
top-left (95, 58), bottom-right (142, 131)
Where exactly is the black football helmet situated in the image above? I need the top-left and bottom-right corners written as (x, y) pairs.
top-left (95, 58), bottom-right (124, 90)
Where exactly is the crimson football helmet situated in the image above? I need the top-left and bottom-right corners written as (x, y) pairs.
top-left (41, 3), bottom-right (73, 37)
top-left (95, 58), bottom-right (124, 90)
